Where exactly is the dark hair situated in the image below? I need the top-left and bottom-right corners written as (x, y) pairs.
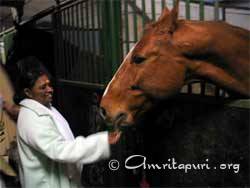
top-left (14, 56), bottom-right (51, 104)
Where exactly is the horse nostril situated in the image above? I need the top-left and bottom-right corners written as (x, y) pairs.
top-left (99, 107), bottom-right (107, 120)
top-left (114, 112), bottom-right (127, 126)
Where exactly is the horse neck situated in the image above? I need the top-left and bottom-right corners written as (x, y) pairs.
top-left (176, 21), bottom-right (250, 97)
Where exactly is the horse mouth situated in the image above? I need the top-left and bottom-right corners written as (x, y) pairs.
top-left (113, 113), bottom-right (132, 128)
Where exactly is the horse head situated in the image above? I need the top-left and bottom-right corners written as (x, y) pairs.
top-left (100, 0), bottom-right (250, 127)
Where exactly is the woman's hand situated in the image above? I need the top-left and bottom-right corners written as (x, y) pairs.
top-left (3, 102), bottom-right (20, 120)
top-left (0, 94), bottom-right (20, 120)
top-left (108, 130), bottom-right (121, 145)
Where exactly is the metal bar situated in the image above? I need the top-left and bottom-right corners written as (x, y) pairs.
top-left (161, 0), bottom-right (166, 11)
top-left (111, 0), bottom-right (122, 72)
top-left (61, 10), bottom-right (66, 79)
top-left (72, 5), bottom-right (76, 80)
top-left (214, 0), bottom-right (220, 21)
top-left (96, 0), bottom-right (103, 84)
top-left (91, 0), bottom-right (98, 83)
top-left (99, 1), bottom-right (109, 84)
top-left (61, 9), bottom-right (66, 79)
top-left (127, 0), bottom-right (151, 24)
top-left (70, 6), bottom-right (75, 80)
top-left (58, 79), bottom-right (105, 90)
top-left (185, 0), bottom-right (190, 19)
top-left (76, 3), bottom-right (81, 81)
top-left (133, 0), bottom-right (138, 42)
top-left (222, 7), bottom-right (226, 21)
top-left (82, 1), bottom-right (87, 82)
top-left (125, 0), bottom-right (130, 53)
top-left (101, 0), bottom-right (111, 83)
top-left (52, 12), bottom-right (59, 79)
top-left (65, 8), bottom-right (70, 80)
top-left (199, 0), bottom-right (204, 21)
top-left (141, 0), bottom-right (146, 27)
top-left (86, 0), bottom-right (91, 82)
top-left (151, 0), bottom-right (156, 21)
top-left (59, 0), bottom-right (89, 12)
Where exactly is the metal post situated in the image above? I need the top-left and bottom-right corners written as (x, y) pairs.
top-left (199, 0), bottom-right (204, 21)
top-left (102, 0), bottom-right (122, 83)
top-left (214, 0), bottom-right (220, 21)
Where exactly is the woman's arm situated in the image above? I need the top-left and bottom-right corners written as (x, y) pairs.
top-left (3, 102), bottom-right (20, 120)
top-left (0, 94), bottom-right (20, 120)
top-left (18, 109), bottom-right (120, 164)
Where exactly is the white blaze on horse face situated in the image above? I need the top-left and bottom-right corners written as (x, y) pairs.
top-left (103, 43), bottom-right (138, 97)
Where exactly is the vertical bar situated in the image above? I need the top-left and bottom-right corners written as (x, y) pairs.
top-left (100, 0), bottom-right (107, 84)
top-left (66, 9), bottom-right (70, 79)
top-left (72, 5), bottom-right (77, 80)
top-left (142, 0), bottom-right (146, 27)
top-left (68, 7), bottom-right (73, 80)
top-left (133, 0), bottom-right (138, 42)
top-left (151, 0), bottom-right (156, 21)
top-left (62, 10), bottom-right (67, 79)
top-left (52, 12), bottom-right (59, 79)
top-left (161, 0), bottom-right (166, 10)
top-left (185, 0), bottom-right (190, 19)
top-left (96, 0), bottom-right (103, 84)
top-left (112, 0), bottom-right (122, 71)
top-left (80, 2), bottom-right (86, 82)
top-left (214, 0), bottom-right (220, 21)
top-left (199, 0), bottom-right (204, 21)
top-left (68, 7), bottom-right (72, 80)
top-left (76, 3), bottom-right (81, 81)
top-left (222, 7), bottom-right (226, 21)
top-left (60, 10), bottom-right (66, 79)
top-left (102, 0), bottom-right (122, 82)
top-left (86, 0), bottom-right (91, 82)
top-left (125, 0), bottom-right (130, 53)
top-left (91, 0), bottom-right (98, 83)
top-left (101, 0), bottom-right (109, 83)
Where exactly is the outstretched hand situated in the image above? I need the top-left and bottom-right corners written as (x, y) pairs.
top-left (108, 130), bottom-right (121, 145)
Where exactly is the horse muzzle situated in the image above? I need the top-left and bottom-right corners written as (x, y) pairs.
top-left (99, 106), bottom-right (133, 127)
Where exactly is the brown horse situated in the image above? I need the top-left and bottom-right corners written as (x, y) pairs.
top-left (100, 0), bottom-right (250, 127)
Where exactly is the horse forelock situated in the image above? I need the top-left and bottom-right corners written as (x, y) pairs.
top-left (103, 43), bottom-right (138, 97)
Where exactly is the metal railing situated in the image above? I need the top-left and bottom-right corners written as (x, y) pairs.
top-left (7, 0), bottom-right (247, 97)
top-left (53, 0), bottom-right (122, 87)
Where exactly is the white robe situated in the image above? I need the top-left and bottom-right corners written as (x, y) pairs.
top-left (17, 99), bottom-right (110, 188)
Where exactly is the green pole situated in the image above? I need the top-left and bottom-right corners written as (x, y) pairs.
top-left (185, 0), bottom-right (190, 20)
top-left (199, 0), bottom-right (204, 21)
top-left (102, 0), bottom-right (122, 83)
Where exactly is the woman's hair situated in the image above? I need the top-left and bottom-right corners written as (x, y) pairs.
top-left (14, 56), bottom-right (51, 104)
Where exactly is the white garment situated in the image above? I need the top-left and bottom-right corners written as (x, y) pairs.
top-left (17, 99), bottom-right (110, 188)
top-left (50, 107), bottom-right (74, 141)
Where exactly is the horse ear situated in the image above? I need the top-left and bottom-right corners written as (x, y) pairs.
top-left (158, 7), bottom-right (171, 22)
top-left (158, 0), bottom-right (179, 33)
top-left (169, 0), bottom-right (179, 33)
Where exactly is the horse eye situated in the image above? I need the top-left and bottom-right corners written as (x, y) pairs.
top-left (132, 55), bottom-right (146, 64)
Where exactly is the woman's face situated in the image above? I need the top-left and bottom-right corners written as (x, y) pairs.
top-left (25, 74), bottom-right (53, 107)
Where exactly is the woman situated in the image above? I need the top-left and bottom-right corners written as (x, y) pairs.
top-left (11, 56), bottom-right (121, 188)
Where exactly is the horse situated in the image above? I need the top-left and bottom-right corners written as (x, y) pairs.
top-left (100, 0), bottom-right (250, 127)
